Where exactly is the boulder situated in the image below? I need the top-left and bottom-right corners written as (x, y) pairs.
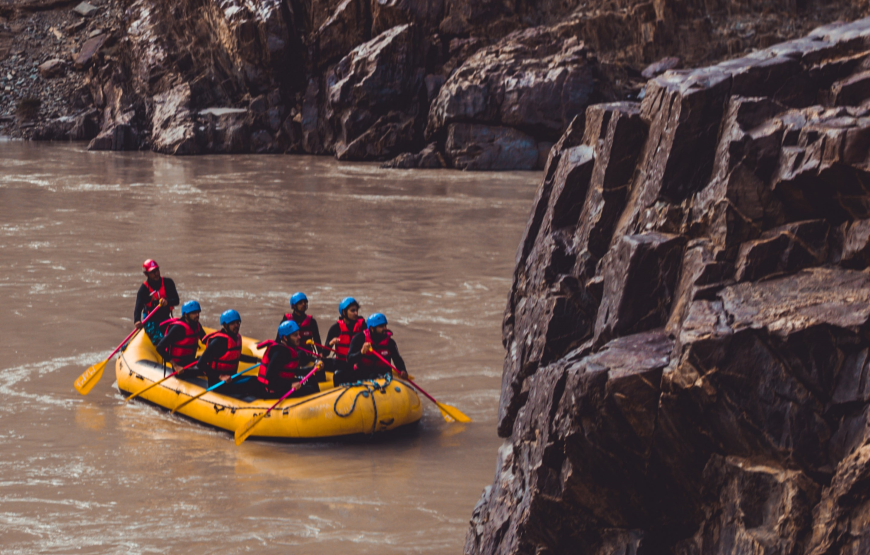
top-left (371, 0), bottom-right (445, 36)
top-left (150, 83), bottom-right (198, 155)
top-left (326, 24), bottom-right (424, 161)
top-left (428, 25), bottom-right (609, 142)
top-left (316, 0), bottom-right (369, 67)
top-left (74, 34), bottom-right (107, 69)
top-left (38, 59), bottom-right (66, 78)
top-left (641, 56), bottom-right (681, 79)
top-left (380, 141), bottom-right (445, 169)
top-left (72, 1), bottom-right (98, 17)
top-left (444, 123), bottom-right (538, 170)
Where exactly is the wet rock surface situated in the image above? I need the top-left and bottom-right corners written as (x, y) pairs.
top-left (1, 0), bottom-right (868, 167)
top-left (469, 16), bottom-right (870, 555)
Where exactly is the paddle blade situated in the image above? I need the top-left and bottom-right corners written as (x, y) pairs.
top-left (74, 359), bottom-right (107, 395)
top-left (234, 412), bottom-right (267, 446)
top-left (437, 402), bottom-right (471, 423)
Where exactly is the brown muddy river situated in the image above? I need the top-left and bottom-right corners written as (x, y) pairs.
top-left (0, 141), bottom-right (538, 554)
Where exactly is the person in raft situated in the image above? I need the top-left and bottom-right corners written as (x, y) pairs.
top-left (257, 320), bottom-right (322, 398)
top-left (133, 259), bottom-right (179, 344)
top-left (278, 292), bottom-right (322, 348)
top-left (324, 296), bottom-right (366, 379)
top-left (341, 313), bottom-right (407, 385)
top-left (197, 309), bottom-right (259, 393)
top-left (155, 300), bottom-right (205, 376)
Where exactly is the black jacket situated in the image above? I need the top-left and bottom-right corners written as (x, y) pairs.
top-left (133, 277), bottom-right (179, 325)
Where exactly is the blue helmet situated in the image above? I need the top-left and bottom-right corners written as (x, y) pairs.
top-left (220, 309), bottom-right (241, 325)
top-left (278, 320), bottom-right (300, 338)
top-left (290, 292), bottom-right (308, 307)
top-left (338, 296), bottom-right (359, 316)
top-left (367, 312), bottom-right (387, 328)
top-left (181, 300), bottom-right (201, 315)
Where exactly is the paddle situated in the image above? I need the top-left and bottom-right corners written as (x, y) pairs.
top-left (234, 364), bottom-right (321, 446)
top-left (297, 345), bottom-right (324, 359)
top-left (367, 348), bottom-right (471, 423)
top-left (309, 341), bottom-right (338, 354)
top-left (309, 341), bottom-right (415, 380)
top-left (124, 360), bottom-right (198, 403)
top-left (171, 363), bottom-right (261, 414)
top-left (74, 305), bottom-right (162, 395)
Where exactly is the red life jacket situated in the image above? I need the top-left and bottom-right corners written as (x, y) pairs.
top-left (203, 330), bottom-right (242, 373)
top-left (256, 340), bottom-right (299, 385)
top-left (357, 329), bottom-right (393, 372)
top-left (143, 278), bottom-right (167, 311)
top-left (159, 318), bottom-right (202, 360)
top-left (284, 314), bottom-right (314, 341)
top-left (335, 318), bottom-right (365, 361)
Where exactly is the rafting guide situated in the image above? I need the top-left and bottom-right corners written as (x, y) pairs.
top-left (133, 259), bottom-right (179, 344)
top-left (72, 259), bottom-right (470, 442)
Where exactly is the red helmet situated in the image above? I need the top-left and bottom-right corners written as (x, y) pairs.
top-left (142, 259), bottom-right (160, 273)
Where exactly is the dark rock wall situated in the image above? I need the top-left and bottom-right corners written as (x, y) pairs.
top-left (4, 0), bottom-right (868, 167)
top-left (469, 17), bottom-right (870, 555)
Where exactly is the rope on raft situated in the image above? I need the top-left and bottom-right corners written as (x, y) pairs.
top-left (332, 373), bottom-right (392, 434)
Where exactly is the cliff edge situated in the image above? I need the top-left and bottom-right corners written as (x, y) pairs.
top-left (468, 16), bottom-right (870, 554)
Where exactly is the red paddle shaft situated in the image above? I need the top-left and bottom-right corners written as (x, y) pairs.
top-left (297, 346), bottom-right (324, 359)
top-left (261, 365), bottom-right (320, 416)
top-left (108, 305), bottom-right (161, 361)
top-left (367, 350), bottom-right (440, 406)
top-left (311, 342), bottom-right (338, 354)
top-left (166, 359), bottom-right (200, 377)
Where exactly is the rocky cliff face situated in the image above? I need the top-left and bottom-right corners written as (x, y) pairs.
top-left (1, 0), bottom-right (867, 168)
top-left (468, 16), bottom-right (870, 555)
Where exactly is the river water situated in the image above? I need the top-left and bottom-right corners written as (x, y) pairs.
top-left (0, 141), bottom-right (538, 554)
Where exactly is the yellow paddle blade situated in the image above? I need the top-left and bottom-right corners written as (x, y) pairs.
top-left (437, 402), bottom-right (472, 423)
top-left (234, 412), bottom-right (268, 446)
top-left (74, 359), bottom-right (107, 395)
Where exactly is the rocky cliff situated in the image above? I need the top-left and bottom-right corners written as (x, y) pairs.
top-left (1, 0), bottom-right (867, 168)
top-left (467, 16), bottom-right (870, 555)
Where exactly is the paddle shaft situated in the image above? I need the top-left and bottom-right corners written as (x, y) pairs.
top-left (297, 345), bottom-right (324, 359)
top-left (172, 363), bottom-right (261, 413)
top-left (206, 363), bottom-right (260, 391)
top-left (367, 349), bottom-right (441, 405)
top-left (125, 359), bottom-right (198, 402)
top-left (108, 305), bottom-right (162, 361)
top-left (311, 342), bottom-right (338, 354)
top-left (261, 364), bottom-right (321, 416)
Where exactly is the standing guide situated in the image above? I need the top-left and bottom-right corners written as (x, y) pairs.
top-left (133, 259), bottom-right (179, 344)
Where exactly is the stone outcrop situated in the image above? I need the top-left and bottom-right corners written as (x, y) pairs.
top-left (4, 0), bottom-right (869, 167)
top-left (469, 16), bottom-right (870, 555)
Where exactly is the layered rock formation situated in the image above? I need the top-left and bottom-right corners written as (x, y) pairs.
top-left (2, 0), bottom-right (868, 168)
top-left (468, 16), bottom-right (870, 555)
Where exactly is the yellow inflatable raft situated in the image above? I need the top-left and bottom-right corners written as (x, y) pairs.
top-left (115, 328), bottom-right (423, 439)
